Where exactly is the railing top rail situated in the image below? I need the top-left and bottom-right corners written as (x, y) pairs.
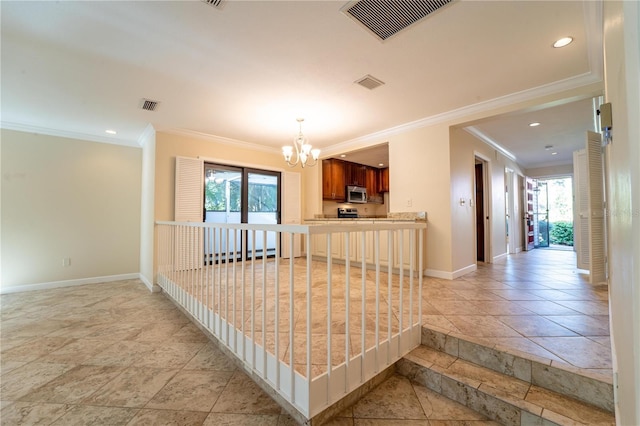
top-left (156, 221), bottom-right (426, 234)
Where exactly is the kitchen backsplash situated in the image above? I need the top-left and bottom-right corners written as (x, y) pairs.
top-left (322, 193), bottom-right (389, 218)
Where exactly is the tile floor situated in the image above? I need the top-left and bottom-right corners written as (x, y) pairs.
top-left (424, 248), bottom-right (611, 377)
top-left (1, 280), bottom-right (497, 425)
top-left (0, 248), bottom-right (610, 425)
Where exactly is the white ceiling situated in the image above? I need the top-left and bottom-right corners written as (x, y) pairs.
top-left (1, 0), bottom-right (603, 170)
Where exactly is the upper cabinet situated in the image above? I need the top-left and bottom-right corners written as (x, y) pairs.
top-left (322, 159), bottom-right (388, 202)
top-left (322, 158), bottom-right (346, 201)
top-left (378, 168), bottom-right (389, 193)
top-left (346, 163), bottom-right (367, 187)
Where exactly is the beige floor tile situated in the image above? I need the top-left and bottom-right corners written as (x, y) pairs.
top-left (146, 369), bottom-right (233, 412)
top-left (183, 343), bottom-right (237, 371)
top-left (39, 338), bottom-right (115, 364)
top-left (19, 365), bottom-right (124, 404)
top-left (412, 384), bottom-right (487, 420)
top-left (210, 370), bottom-right (282, 415)
top-left (353, 418), bottom-right (429, 425)
top-left (0, 362), bottom-right (74, 400)
top-left (127, 408), bottom-right (209, 425)
top-left (83, 340), bottom-right (155, 367)
top-left (529, 336), bottom-right (612, 369)
top-left (50, 405), bottom-right (138, 425)
top-left (0, 401), bottom-right (71, 425)
top-left (496, 315), bottom-right (579, 337)
top-left (133, 341), bottom-right (206, 369)
top-left (82, 367), bottom-right (178, 408)
top-left (525, 386), bottom-right (615, 424)
top-left (202, 412), bottom-right (280, 425)
top-left (352, 374), bottom-right (426, 420)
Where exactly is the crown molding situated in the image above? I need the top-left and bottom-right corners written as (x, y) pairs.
top-left (0, 121), bottom-right (140, 147)
top-left (322, 70), bottom-right (603, 158)
top-left (161, 128), bottom-right (280, 155)
top-left (464, 126), bottom-right (517, 162)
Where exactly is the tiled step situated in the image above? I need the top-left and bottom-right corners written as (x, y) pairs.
top-left (395, 326), bottom-right (615, 426)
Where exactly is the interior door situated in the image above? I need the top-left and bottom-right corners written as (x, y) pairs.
top-left (523, 177), bottom-right (535, 251)
top-left (475, 163), bottom-right (485, 262)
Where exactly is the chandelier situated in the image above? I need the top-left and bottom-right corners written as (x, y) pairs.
top-left (282, 118), bottom-right (320, 168)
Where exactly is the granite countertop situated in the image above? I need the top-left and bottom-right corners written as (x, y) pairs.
top-left (305, 211), bottom-right (427, 223)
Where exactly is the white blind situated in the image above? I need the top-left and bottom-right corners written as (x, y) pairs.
top-left (587, 131), bottom-right (606, 284)
top-left (175, 156), bottom-right (204, 222)
top-left (574, 149), bottom-right (590, 270)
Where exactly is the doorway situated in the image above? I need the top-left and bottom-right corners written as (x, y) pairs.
top-left (204, 163), bottom-right (281, 261)
top-left (474, 157), bottom-right (490, 263)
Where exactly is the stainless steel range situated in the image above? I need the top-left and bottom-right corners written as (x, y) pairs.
top-left (337, 208), bottom-right (359, 218)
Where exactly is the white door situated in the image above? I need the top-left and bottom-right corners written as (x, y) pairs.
top-left (573, 132), bottom-right (607, 283)
top-left (574, 149), bottom-right (590, 270)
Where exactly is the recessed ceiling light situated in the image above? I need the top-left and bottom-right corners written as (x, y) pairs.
top-left (378, 163), bottom-right (384, 167)
top-left (105, 129), bottom-right (117, 135)
top-left (529, 122), bottom-right (541, 127)
top-left (551, 152), bottom-right (558, 155)
top-left (340, 154), bottom-right (346, 158)
top-left (553, 37), bottom-right (573, 48)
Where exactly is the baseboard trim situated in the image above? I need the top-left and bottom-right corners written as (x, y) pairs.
top-left (139, 273), bottom-right (161, 292)
top-left (452, 264), bottom-right (477, 279)
top-left (0, 273), bottom-right (140, 294)
top-left (493, 253), bottom-right (508, 263)
top-left (423, 264), bottom-right (477, 280)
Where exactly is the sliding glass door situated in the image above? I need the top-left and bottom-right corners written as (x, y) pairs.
top-left (204, 163), bottom-right (280, 261)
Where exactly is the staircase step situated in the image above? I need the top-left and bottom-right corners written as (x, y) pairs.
top-left (395, 327), bottom-right (616, 426)
top-left (420, 326), bottom-right (614, 413)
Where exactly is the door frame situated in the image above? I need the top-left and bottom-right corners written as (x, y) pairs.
top-left (474, 153), bottom-right (492, 263)
top-left (505, 168), bottom-right (518, 254)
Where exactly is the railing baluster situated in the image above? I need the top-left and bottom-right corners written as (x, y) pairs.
top-left (155, 221), bottom-right (426, 421)
top-left (275, 230), bottom-right (280, 391)
top-left (326, 233), bottom-right (332, 399)
top-left (262, 230), bottom-right (267, 378)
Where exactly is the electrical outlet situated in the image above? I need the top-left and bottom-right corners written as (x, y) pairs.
top-left (62, 257), bottom-right (71, 267)
top-left (406, 198), bottom-right (412, 207)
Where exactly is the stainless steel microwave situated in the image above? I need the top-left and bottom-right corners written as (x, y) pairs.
top-left (346, 186), bottom-right (367, 203)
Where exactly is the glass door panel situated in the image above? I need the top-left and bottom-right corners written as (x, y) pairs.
top-left (204, 164), bottom-right (242, 262)
top-left (204, 164), bottom-right (281, 262)
top-left (246, 170), bottom-right (280, 259)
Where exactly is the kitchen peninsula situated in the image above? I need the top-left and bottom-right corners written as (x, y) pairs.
top-left (304, 212), bottom-right (427, 271)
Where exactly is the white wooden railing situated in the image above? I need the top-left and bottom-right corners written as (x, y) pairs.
top-left (155, 221), bottom-right (426, 421)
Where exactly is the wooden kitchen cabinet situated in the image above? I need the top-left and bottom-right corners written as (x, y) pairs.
top-left (346, 163), bottom-right (367, 187)
top-left (378, 167), bottom-right (389, 192)
top-left (365, 167), bottom-right (378, 197)
top-left (322, 159), bottom-right (346, 200)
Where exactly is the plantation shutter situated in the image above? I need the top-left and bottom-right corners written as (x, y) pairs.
top-left (586, 131), bottom-right (606, 284)
top-left (175, 156), bottom-right (204, 222)
top-left (574, 149), bottom-right (590, 270)
top-left (174, 156), bottom-right (204, 270)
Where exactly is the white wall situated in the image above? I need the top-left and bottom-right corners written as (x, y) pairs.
top-left (1, 129), bottom-right (142, 291)
top-left (139, 125), bottom-right (156, 291)
top-left (602, 1), bottom-right (640, 423)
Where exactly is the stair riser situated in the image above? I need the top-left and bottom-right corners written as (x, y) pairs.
top-left (421, 327), bottom-right (613, 412)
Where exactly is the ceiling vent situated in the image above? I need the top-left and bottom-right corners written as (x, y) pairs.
top-left (343, 0), bottom-right (453, 41)
top-left (140, 98), bottom-right (160, 112)
top-left (355, 74), bottom-right (385, 90)
top-left (201, 0), bottom-right (223, 9)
